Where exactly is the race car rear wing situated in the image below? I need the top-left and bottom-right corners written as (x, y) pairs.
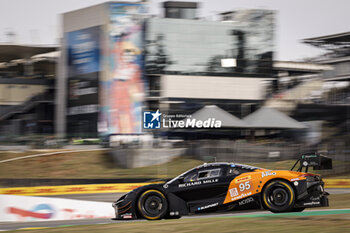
top-left (291, 153), bottom-right (332, 172)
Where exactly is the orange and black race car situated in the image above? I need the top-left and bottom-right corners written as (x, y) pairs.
top-left (112, 153), bottom-right (332, 220)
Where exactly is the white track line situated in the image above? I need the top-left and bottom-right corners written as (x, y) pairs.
top-left (0, 148), bottom-right (109, 164)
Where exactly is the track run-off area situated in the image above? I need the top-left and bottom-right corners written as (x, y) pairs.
top-left (1, 208), bottom-right (350, 231)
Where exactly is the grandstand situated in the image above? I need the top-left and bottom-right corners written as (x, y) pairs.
top-left (0, 44), bottom-right (58, 140)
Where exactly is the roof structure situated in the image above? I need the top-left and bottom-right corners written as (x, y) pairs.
top-left (303, 31), bottom-right (350, 45)
top-left (273, 61), bottom-right (332, 73)
top-left (302, 31), bottom-right (350, 54)
top-left (189, 105), bottom-right (248, 128)
top-left (243, 107), bottom-right (306, 129)
top-left (0, 44), bottom-right (58, 62)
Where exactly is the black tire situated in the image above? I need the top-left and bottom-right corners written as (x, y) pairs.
top-left (262, 180), bottom-right (296, 213)
top-left (292, 207), bottom-right (305, 212)
top-left (137, 189), bottom-right (168, 220)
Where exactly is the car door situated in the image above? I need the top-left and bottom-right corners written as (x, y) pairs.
top-left (170, 166), bottom-right (231, 202)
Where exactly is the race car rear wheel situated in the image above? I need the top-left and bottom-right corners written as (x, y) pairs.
top-left (262, 180), bottom-right (295, 213)
top-left (137, 189), bottom-right (168, 220)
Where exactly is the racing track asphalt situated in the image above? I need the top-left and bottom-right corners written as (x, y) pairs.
top-left (0, 189), bottom-right (349, 231)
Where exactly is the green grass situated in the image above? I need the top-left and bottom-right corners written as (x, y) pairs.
top-left (323, 172), bottom-right (350, 179)
top-left (8, 214), bottom-right (350, 233)
top-left (0, 150), bottom-right (349, 180)
top-left (0, 150), bottom-right (202, 179)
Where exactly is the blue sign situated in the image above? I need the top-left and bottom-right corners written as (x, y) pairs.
top-left (109, 2), bottom-right (146, 15)
top-left (143, 110), bottom-right (162, 129)
top-left (67, 26), bottom-right (100, 76)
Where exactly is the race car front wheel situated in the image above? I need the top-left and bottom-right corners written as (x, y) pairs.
top-left (262, 180), bottom-right (295, 213)
top-left (137, 189), bottom-right (168, 220)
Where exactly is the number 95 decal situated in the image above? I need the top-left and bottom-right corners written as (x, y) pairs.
top-left (239, 181), bottom-right (251, 192)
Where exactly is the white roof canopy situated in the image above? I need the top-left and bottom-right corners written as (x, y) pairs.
top-left (243, 107), bottom-right (306, 129)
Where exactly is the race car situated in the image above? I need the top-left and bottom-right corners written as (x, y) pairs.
top-left (112, 153), bottom-right (332, 220)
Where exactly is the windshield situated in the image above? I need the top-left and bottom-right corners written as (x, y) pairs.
top-left (166, 167), bottom-right (197, 185)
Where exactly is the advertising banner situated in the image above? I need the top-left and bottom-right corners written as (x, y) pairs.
top-left (0, 195), bottom-right (114, 222)
top-left (0, 183), bottom-right (152, 196)
top-left (67, 26), bottom-right (100, 76)
top-left (99, 3), bottom-right (146, 135)
top-left (66, 26), bottom-right (101, 137)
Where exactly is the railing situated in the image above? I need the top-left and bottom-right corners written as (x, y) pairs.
top-left (0, 91), bottom-right (54, 120)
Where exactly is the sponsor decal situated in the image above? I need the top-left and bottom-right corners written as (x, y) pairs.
top-left (235, 176), bottom-right (251, 184)
top-left (203, 178), bottom-right (219, 184)
top-left (310, 196), bottom-right (320, 201)
top-left (262, 171), bottom-right (276, 178)
top-left (178, 179), bottom-right (218, 188)
top-left (291, 178), bottom-right (300, 181)
top-left (304, 201), bottom-right (320, 206)
top-left (8, 204), bottom-right (55, 219)
top-left (197, 203), bottom-right (219, 211)
top-left (229, 181), bottom-right (252, 199)
top-left (179, 181), bottom-right (201, 188)
top-left (238, 197), bottom-right (254, 206)
top-left (229, 188), bottom-right (239, 197)
top-left (302, 154), bottom-right (317, 159)
top-left (121, 213), bottom-right (133, 219)
top-left (231, 192), bottom-right (252, 201)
